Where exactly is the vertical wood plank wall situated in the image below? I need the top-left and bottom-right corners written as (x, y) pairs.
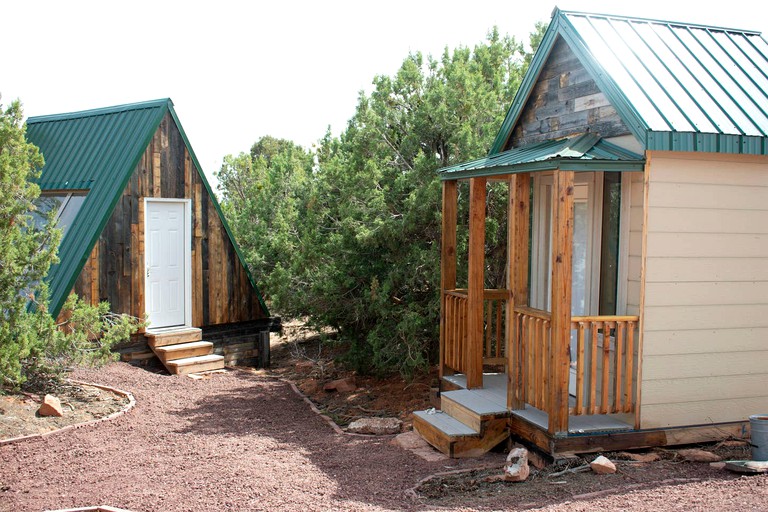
top-left (640, 152), bottom-right (768, 428)
top-left (70, 112), bottom-right (265, 327)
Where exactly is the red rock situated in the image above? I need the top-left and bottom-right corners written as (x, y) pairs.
top-left (347, 417), bottom-right (402, 435)
top-left (323, 377), bottom-right (356, 393)
top-left (619, 451), bottom-right (661, 463)
top-left (678, 448), bottom-right (721, 463)
top-left (590, 455), bottom-right (617, 474)
top-left (38, 394), bottom-right (63, 417)
top-left (504, 447), bottom-right (530, 482)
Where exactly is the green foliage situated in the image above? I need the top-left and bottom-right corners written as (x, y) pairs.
top-left (220, 25), bottom-right (546, 378)
top-left (0, 99), bottom-right (143, 391)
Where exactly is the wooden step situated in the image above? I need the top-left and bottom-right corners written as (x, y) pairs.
top-left (145, 327), bottom-right (202, 348)
top-left (413, 410), bottom-right (509, 458)
top-left (154, 341), bottom-right (214, 363)
top-left (440, 389), bottom-right (510, 431)
top-left (165, 354), bottom-right (225, 375)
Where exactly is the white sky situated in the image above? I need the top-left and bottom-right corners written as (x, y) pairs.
top-left (3, 0), bottom-right (767, 188)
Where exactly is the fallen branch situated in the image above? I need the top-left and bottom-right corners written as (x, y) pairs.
top-left (547, 464), bottom-right (591, 478)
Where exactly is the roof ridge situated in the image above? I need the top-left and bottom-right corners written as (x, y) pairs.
top-left (557, 8), bottom-right (763, 36)
top-left (27, 98), bottom-right (172, 124)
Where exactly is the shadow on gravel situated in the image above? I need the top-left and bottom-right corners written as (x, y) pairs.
top-left (170, 370), bottom-right (439, 510)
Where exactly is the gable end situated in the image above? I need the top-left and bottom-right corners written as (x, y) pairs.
top-left (509, 37), bottom-right (632, 149)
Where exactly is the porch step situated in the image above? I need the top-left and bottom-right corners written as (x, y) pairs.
top-left (441, 389), bottom-right (510, 432)
top-left (165, 354), bottom-right (225, 375)
top-left (145, 327), bottom-right (202, 348)
top-left (154, 341), bottom-right (214, 363)
top-left (413, 410), bottom-right (509, 458)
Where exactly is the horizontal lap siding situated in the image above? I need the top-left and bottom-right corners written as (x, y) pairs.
top-left (640, 153), bottom-right (768, 428)
top-left (68, 112), bottom-right (265, 327)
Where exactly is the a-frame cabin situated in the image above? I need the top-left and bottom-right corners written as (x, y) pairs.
top-left (414, 9), bottom-right (768, 457)
top-left (27, 99), bottom-right (280, 374)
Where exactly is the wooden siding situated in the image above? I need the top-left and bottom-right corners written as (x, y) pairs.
top-left (640, 152), bottom-right (768, 428)
top-left (510, 37), bottom-right (630, 148)
top-left (69, 112), bottom-right (265, 327)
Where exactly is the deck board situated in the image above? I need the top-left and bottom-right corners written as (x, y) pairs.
top-left (413, 410), bottom-right (479, 436)
top-left (443, 372), bottom-right (633, 433)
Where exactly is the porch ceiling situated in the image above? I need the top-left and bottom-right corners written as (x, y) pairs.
top-left (437, 133), bottom-right (645, 181)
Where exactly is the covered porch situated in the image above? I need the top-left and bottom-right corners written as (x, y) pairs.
top-left (426, 134), bottom-right (647, 455)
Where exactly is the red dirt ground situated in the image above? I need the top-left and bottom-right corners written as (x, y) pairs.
top-left (0, 332), bottom-right (766, 511)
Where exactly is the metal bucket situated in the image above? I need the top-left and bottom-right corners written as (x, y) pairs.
top-left (750, 414), bottom-right (768, 461)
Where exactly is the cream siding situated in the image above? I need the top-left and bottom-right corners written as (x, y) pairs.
top-left (640, 152), bottom-right (768, 428)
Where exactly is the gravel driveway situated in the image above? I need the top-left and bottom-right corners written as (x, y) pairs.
top-left (1, 363), bottom-right (766, 511)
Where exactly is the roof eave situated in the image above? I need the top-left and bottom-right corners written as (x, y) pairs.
top-left (439, 157), bottom-right (646, 181)
top-left (646, 131), bottom-right (768, 155)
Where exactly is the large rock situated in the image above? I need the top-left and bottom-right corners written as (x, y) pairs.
top-left (323, 377), bottom-right (356, 393)
top-left (678, 448), bottom-right (721, 462)
top-left (347, 417), bottom-right (402, 435)
top-left (619, 451), bottom-right (661, 463)
top-left (38, 394), bottom-right (64, 417)
top-left (503, 447), bottom-right (530, 482)
top-left (391, 431), bottom-right (448, 461)
top-left (590, 455), bottom-right (617, 474)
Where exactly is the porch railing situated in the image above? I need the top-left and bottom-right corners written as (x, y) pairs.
top-left (570, 316), bottom-right (638, 416)
top-left (512, 306), bottom-right (639, 417)
top-left (443, 289), bottom-right (507, 374)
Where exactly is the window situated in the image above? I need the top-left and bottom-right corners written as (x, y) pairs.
top-left (31, 192), bottom-right (86, 237)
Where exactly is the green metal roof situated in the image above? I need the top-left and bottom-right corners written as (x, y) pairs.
top-left (489, 8), bottom-right (768, 155)
top-left (438, 133), bottom-right (645, 180)
top-left (26, 99), bottom-right (269, 318)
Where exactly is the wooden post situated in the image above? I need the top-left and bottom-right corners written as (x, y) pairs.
top-left (548, 169), bottom-right (574, 435)
top-left (439, 180), bottom-right (458, 379)
top-left (507, 173), bottom-right (530, 409)
top-left (467, 177), bottom-right (486, 389)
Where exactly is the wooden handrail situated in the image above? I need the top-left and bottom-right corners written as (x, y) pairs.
top-left (513, 305), bottom-right (552, 321)
top-left (571, 315), bottom-right (639, 323)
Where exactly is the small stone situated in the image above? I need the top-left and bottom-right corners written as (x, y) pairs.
top-left (503, 447), bottom-right (530, 482)
top-left (323, 377), bottom-right (356, 393)
top-left (678, 448), bottom-right (721, 463)
top-left (38, 394), bottom-right (63, 417)
top-left (618, 451), bottom-right (661, 463)
top-left (347, 417), bottom-right (402, 435)
top-left (590, 455), bottom-right (617, 474)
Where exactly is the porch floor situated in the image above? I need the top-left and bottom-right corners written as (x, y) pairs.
top-left (443, 373), bottom-right (633, 434)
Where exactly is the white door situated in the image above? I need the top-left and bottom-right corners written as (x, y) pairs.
top-left (146, 200), bottom-right (188, 328)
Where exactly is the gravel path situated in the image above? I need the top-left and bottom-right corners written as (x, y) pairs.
top-left (1, 362), bottom-right (766, 511)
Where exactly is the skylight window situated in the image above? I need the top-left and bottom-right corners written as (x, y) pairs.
top-left (31, 192), bottom-right (86, 237)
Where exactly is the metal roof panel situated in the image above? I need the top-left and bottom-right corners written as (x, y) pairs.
top-left (439, 134), bottom-right (645, 180)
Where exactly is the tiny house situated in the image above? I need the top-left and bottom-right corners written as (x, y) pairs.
top-left (414, 9), bottom-right (768, 457)
top-left (27, 99), bottom-right (280, 374)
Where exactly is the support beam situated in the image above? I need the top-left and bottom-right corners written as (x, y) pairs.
top-left (466, 177), bottom-right (486, 389)
top-left (439, 180), bottom-right (458, 379)
top-left (507, 174), bottom-right (530, 410)
top-left (549, 169), bottom-right (574, 435)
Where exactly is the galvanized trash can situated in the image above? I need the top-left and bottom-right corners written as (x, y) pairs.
top-left (750, 414), bottom-right (768, 461)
